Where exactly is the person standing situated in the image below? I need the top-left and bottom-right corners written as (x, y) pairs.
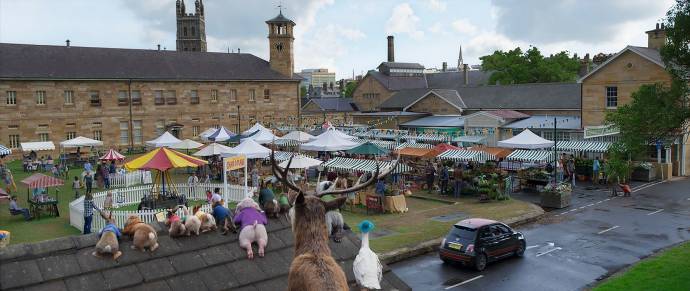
top-left (567, 155), bottom-right (576, 187)
top-left (251, 166), bottom-right (260, 189)
top-left (592, 157), bottom-right (601, 185)
top-left (109, 161), bottom-right (116, 174)
top-left (440, 165), bottom-right (450, 195)
top-left (9, 195), bottom-right (31, 221)
top-left (72, 176), bottom-right (82, 199)
top-left (84, 161), bottom-right (92, 175)
top-left (101, 163), bottom-right (110, 189)
top-left (453, 164), bottom-right (464, 198)
top-left (84, 171), bottom-right (94, 195)
top-left (425, 162), bottom-right (436, 193)
top-left (83, 192), bottom-right (97, 234)
top-left (95, 164), bottom-right (104, 189)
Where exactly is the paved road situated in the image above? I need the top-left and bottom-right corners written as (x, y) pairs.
top-left (391, 178), bottom-right (690, 291)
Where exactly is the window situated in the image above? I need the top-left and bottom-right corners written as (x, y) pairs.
top-left (133, 121), bottom-right (143, 145)
top-left (119, 122), bottom-right (129, 145)
top-left (36, 91), bottom-right (46, 105)
top-left (6, 91), bottom-right (16, 105)
top-left (606, 86), bottom-right (618, 108)
top-left (93, 130), bottom-right (102, 141)
top-left (249, 89), bottom-right (256, 102)
top-left (192, 126), bottom-right (200, 137)
top-left (229, 89), bottom-right (237, 102)
top-left (89, 91), bottom-right (101, 106)
top-left (66, 131), bottom-right (76, 140)
top-left (190, 90), bottom-right (199, 104)
top-left (183, 27), bottom-right (187, 36)
top-left (211, 90), bottom-right (218, 103)
top-left (165, 90), bottom-right (177, 104)
top-left (191, 26), bottom-right (196, 36)
top-left (154, 90), bottom-right (165, 105)
top-left (39, 133), bottom-right (49, 142)
top-left (64, 90), bottom-right (74, 105)
top-left (263, 89), bottom-right (271, 101)
top-left (131, 90), bottom-right (141, 105)
top-left (118, 90), bottom-right (128, 105)
top-left (155, 120), bottom-right (165, 136)
top-left (9, 135), bottom-right (20, 148)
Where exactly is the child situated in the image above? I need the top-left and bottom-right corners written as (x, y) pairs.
top-left (73, 176), bottom-right (82, 199)
top-left (103, 191), bottom-right (113, 209)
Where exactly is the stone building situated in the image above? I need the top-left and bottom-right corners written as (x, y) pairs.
top-left (0, 11), bottom-right (300, 156)
top-left (176, 0), bottom-right (207, 52)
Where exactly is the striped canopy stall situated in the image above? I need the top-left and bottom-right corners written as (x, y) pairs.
top-left (506, 150), bottom-right (555, 163)
top-left (403, 133), bottom-right (449, 142)
top-left (395, 142), bottom-right (434, 150)
top-left (555, 141), bottom-right (612, 153)
top-left (99, 149), bottom-right (126, 161)
top-left (0, 144), bottom-right (11, 156)
top-left (355, 139), bottom-right (398, 150)
top-left (264, 151), bottom-right (313, 162)
top-left (274, 139), bottom-right (301, 147)
top-left (323, 157), bottom-right (410, 174)
top-left (437, 150), bottom-right (496, 163)
top-left (21, 173), bottom-right (64, 189)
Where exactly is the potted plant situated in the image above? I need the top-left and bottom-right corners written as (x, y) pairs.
top-left (575, 158), bottom-right (593, 181)
top-left (631, 162), bottom-right (656, 182)
top-left (476, 175), bottom-right (492, 202)
top-left (540, 182), bottom-right (572, 209)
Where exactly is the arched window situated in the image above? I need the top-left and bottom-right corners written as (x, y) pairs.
top-left (192, 26), bottom-right (196, 36)
top-left (183, 27), bottom-right (188, 36)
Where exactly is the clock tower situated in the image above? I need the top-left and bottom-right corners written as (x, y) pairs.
top-left (266, 10), bottom-right (295, 78)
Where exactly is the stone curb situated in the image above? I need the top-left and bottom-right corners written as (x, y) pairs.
top-left (379, 204), bottom-right (545, 265)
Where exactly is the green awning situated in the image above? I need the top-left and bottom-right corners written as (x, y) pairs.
top-left (437, 149), bottom-right (496, 162)
top-left (555, 141), bottom-right (611, 153)
top-left (506, 150), bottom-right (555, 163)
top-left (323, 157), bottom-right (410, 174)
top-left (347, 142), bottom-right (390, 155)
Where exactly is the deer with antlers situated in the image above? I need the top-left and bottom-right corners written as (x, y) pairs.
top-left (271, 150), bottom-right (398, 291)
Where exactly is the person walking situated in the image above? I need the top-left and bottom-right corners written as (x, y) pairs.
top-left (440, 164), bottom-right (450, 195)
top-left (83, 192), bottom-right (98, 234)
top-left (453, 164), bottom-right (464, 198)
top-left (84, 171), bottom-right (94, 195)
top-left (592, 157), bottom-right (601, 186)
top-left (72, 176), bottom-right (82, 199)
top-left (425, 162), bottom-right (436, 193)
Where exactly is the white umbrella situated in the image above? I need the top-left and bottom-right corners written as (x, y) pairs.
top-left (278, 155), bottom-right (323, 169)
top-left (60, 136), bottom-right (104, 148)
top-left (301, 130), bottom-right (360, 151)
top-left (242, 128), bottom-right (278, 144)
top-left (146, 132), bottom-right (182, 147)
top-left (497, 129), bottom-right (554, 149)
top-left (279, 131), bottom-right (315, 142)
top-left (193, 143), bottom-right (233, 157)
top-left (222, 138), bottom-right (271, 159)
top-left (170, 139), bottom-right (204, 150)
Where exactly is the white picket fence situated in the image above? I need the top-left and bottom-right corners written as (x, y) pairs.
top-left (69, 183), bottom-right (255, 232)
top-left (108, 170), bottom-right (152, 188)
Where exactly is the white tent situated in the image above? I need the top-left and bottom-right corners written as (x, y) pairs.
top-left (199, 128), bottom-right (217, 140)
top-left (193, 143), bottom-right (233, 157)
top-left (279, 131), bottom-right (315, 143)
top-left (497, 129), bottom-right (554, 149)
top-left (242, 123), bottom-right (268, 136)
top-left (222, 138), bottom-right (271, 159)
top-left (278, 155), bottom-right (323, 169)
top-left (242, 128), bottom-right (278, 144)
top-left (328, 128), bottom-right (356, 140)
top-left (21, 141), bottom-right (56, 152)
top-left (301, 130), bottom-right (360, 151)
top-left (170, 139), bottom-right (204, 150)
top-left (146, 132), bottom-right (182, 147)
top-left (206, 126), bottom-right (236, 142)
top-left (60, 136), bottom-right (104, 148)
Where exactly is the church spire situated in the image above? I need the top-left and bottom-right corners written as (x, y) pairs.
top-left (458, 45), bottom-right (464, 70)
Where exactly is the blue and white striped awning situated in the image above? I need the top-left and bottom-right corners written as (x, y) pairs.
top-left (555, 141), bottom-right (611, 153)
top-left (506, 150), bottom-right (555, 163)
top-left (437, 150), bottom-right (496, 163)
top-left (0, 144), bottom-right (11, 156)
top-left (395, 142), bottom-right (434, 150)
top-left (323, 157), bottom-right (410, 174)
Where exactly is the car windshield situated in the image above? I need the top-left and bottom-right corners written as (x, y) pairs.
top-left (448, 225), bottom-right (477, 244)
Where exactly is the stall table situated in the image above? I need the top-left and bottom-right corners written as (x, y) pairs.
top-left (384, 195), bottom-right (408, 213)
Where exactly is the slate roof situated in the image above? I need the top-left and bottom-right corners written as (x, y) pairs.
top-left (578, 45), bottom-right (665, 83)
top-left (367, 71), bottom-right (428, 90)
top-left (303, 98), bottom-right (358, 112)
top-left (265, 12), bottom-right (296, 25)
top-left (0, 43), bottom-right (300, 81)
top-left (0, 218), bottom-right (410, 291)
top-left (379, 89), bottom-right (466, 111)
top-left (484, 110), bottom-right (530, 119)
top-left (400, 115), bottom-right (465, 128)
top-left (502, 115), bottom-right (582, 130)
top-left (425, 70), bottom-right (491, 88)
top-left (456, 83), bottom-right (581, 110)
top-left (377, 62), bottom-right (425, 70)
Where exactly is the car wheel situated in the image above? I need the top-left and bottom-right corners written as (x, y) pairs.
top-left (515, 241), bottom-right (526, 257)
top-left (474, 253), bottom-right (487, 271)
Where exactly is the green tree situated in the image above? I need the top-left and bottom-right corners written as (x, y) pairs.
top-left (479, 47), bottom-right (580, 85)
top-left (343, 81), bottom-right (357, 98)
top-left (661, 0), bottom-right (690, 84)
top-left (300, 85), bottom-right (307, 98)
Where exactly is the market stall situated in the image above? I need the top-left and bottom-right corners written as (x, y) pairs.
top-left (146, 132), bottom-right (182, 148)
top-left (437, 149), bottom-right (496, 163)
top-left (347, 142), bottom-right (390, 156)
top-left (21, 173), bottom-right (63, 219)
top-left (205, 126), bottom-right (236, 142)
top-left (222, 138), bottom-right (271, 159)
top-left (193, 143), bottom-right (233, 157)
top-left (301, 130), bottom-right (360, 151)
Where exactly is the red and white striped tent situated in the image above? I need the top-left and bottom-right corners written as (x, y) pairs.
top-left (99, 149), bottom-right (126, 161)
top-left (21, 173), bottom-right (64, 189)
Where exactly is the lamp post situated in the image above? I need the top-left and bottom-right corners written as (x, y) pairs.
top-left (553, 117), bottom-right (557, 185)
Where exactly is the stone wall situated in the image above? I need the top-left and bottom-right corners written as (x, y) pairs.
top-left (406, 93), bottom-right (462, 115)
top-left (352, 75), bottom-right (394, 112)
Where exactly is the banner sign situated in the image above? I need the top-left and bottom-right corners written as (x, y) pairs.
top-left (225, 155), bottom-right (246, 171)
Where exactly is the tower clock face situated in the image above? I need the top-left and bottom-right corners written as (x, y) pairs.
top-left (276, 42), bottom-right (284, 52)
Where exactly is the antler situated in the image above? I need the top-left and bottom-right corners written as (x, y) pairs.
top-left (270, 150), bottom-right (305, 203)
top-left (316, 155), bottom-right (400, 197)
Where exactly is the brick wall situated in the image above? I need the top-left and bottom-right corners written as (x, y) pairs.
top-left (352, 75), bottom-right (394, 112)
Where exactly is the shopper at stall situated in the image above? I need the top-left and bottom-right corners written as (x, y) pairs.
top-left (425, 162), bottom-right (436, 193)
top-left (439, 164), bottom-right (450, 195)
top-left (592, 157), bottom-right (601, 185)
top-left (567, 155), bottom-right (576, 187)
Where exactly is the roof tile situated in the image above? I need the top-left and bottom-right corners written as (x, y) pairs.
top-left (226, 260), bottom-right (266, 286)
top-left (166, 272), bottom-right (209, 291)
top-left (196, 264), bottom-right (239, 291)
top-left (74, 247), bottom-right (118, 272)
top-left (273, 228), bottom-right (294, 246)
top-left (253, 276), bottom-right (290, 291)
top-left (63, 272), bottom-right (107, 291)
top-left (136, 257), bottom-right (177, 282)
top-left (102, 265), bottom-right (144, 289)
top-left (29, 237), bottom-right (76, 257)
top-left (0, 260), bottom-right (44, 289)
top-left (126, 280), bottom-right (172, 291)
top-left (198, 244), bottom-right (238, 266)
top-left (255, 251), bottom-right (291, 278)
top-left (71, 234), bottom-right (98, 249)
top-left (36, 254), bottom-right (82, 281)
top-left (24, 279), bottom-right (68, 291)
top-left (169, 251), bottom-right (207, 273)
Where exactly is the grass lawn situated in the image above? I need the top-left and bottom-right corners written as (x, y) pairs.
top-left (342, 192), bottom-right (537, 254)
top-left (594, 242), bottom-right (690, 291)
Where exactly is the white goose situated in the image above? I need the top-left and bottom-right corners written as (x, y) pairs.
top-left (353, 220), bottom-right (382, 289)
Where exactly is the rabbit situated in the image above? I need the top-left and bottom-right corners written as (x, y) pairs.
top-left (92, 211), bottom-right (122, 260)
top-left (181, 205), bottom-right (201, 236)
top-left (122, 215), bottom-right (159, 252)
top-left (165, 205), bottom-right (187, 238)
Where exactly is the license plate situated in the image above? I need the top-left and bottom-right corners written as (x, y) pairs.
top-left (448, 242), bottom-right (463, 250)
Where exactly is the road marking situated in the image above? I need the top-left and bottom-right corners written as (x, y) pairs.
top-left (604, 198), bottom-right (611, 201)
top-left (595, 201), bottom-right (603, 204)
top-left (647, 209), bottom-right (664, 215)
top-left (536, 247), bottom-right (562, 257)
top-left (526, 245), bottom-right (540, 250)
top-left (586, 203), bottom-right (595, 207)
top-left (597, 225), bottom-right (620, 234)
top-left (632, 181), bottom-right (666, 193)
top-left (445, 275), bottom-right (484, 289)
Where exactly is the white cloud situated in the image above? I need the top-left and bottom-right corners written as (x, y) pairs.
top-left (428, 22), bottom-right (444, 34)
top-left (385, 3), bottom-right (424, 39)
top-left (339, 27), bottom-right (366, 40)
top-left (425, 0), bottom-right (447, 12)
top-left (451, 18), bottom-right (478, 35)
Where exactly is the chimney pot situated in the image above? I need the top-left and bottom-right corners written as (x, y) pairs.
top-left (65, 39), bottom-right (70, 47)
top-left (238, 48), bottom-right (241, 53)
top-left (157, 44), bottom-right (161, 51)
top-left (463, 64), bottom-right (469, 86)
top-left (387, 35), bottom-right (395, 62)
top-left (442, 62), bottom-right (447, 72)
top-left (656, 23), bottom-right (660, 29)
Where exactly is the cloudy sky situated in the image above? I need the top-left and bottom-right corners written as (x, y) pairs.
top-left (0, 0), bottom-right (674, 79)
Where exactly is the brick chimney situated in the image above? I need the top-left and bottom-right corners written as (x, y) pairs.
top-left (645, 23), bottom-right (667, 50)
top-left (462, 64), bottom-right (469, 85)
top-left (442, 62), bottom-right (447, 72)
top-left (387, 35), bottom-right (395, 62)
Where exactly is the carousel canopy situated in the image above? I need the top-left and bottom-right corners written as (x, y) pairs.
top-left (21, 173), bottom-right (64, 189)
top-left (222, 138), bottom-right (271, 159)
top-left (497, 129), bottom-right (554, 149)
top-left (60, 136), bottom-right (104, 148)
top-left (323, 157), bottom-right (409, 174)
top-left (125, 147), bottom-right (207, 171)
top-left (206, 126), bottom-right (236, 142)
top-left (0, 144), bottom-right (11, 156)
top-left (301, 130), bottom-right (360, 151)
top-left (437, 149), bottom-right (496, 163)
top-left (264, 151), bottom-right (314, 162)
top-left (192, 143), bottom-right (233, 157)
top-left (170, 139), bottom-right (204, 150)
top-left (99, 149), bottom-right (126, 161)
top-left (242, 123), bottom-right (268, 136)
top-left (278, 155), bottom-right (323, 169)
top-left (279, 131), bottom-right (315, 142)
top-left (146, 132), bottom-right (182, 148)
top-left (347, 142), bottom-right (390, 156)
top-left (506, 149), bottom-right (555, 163)
top-left (20, 141), bottom-right (55, 152)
